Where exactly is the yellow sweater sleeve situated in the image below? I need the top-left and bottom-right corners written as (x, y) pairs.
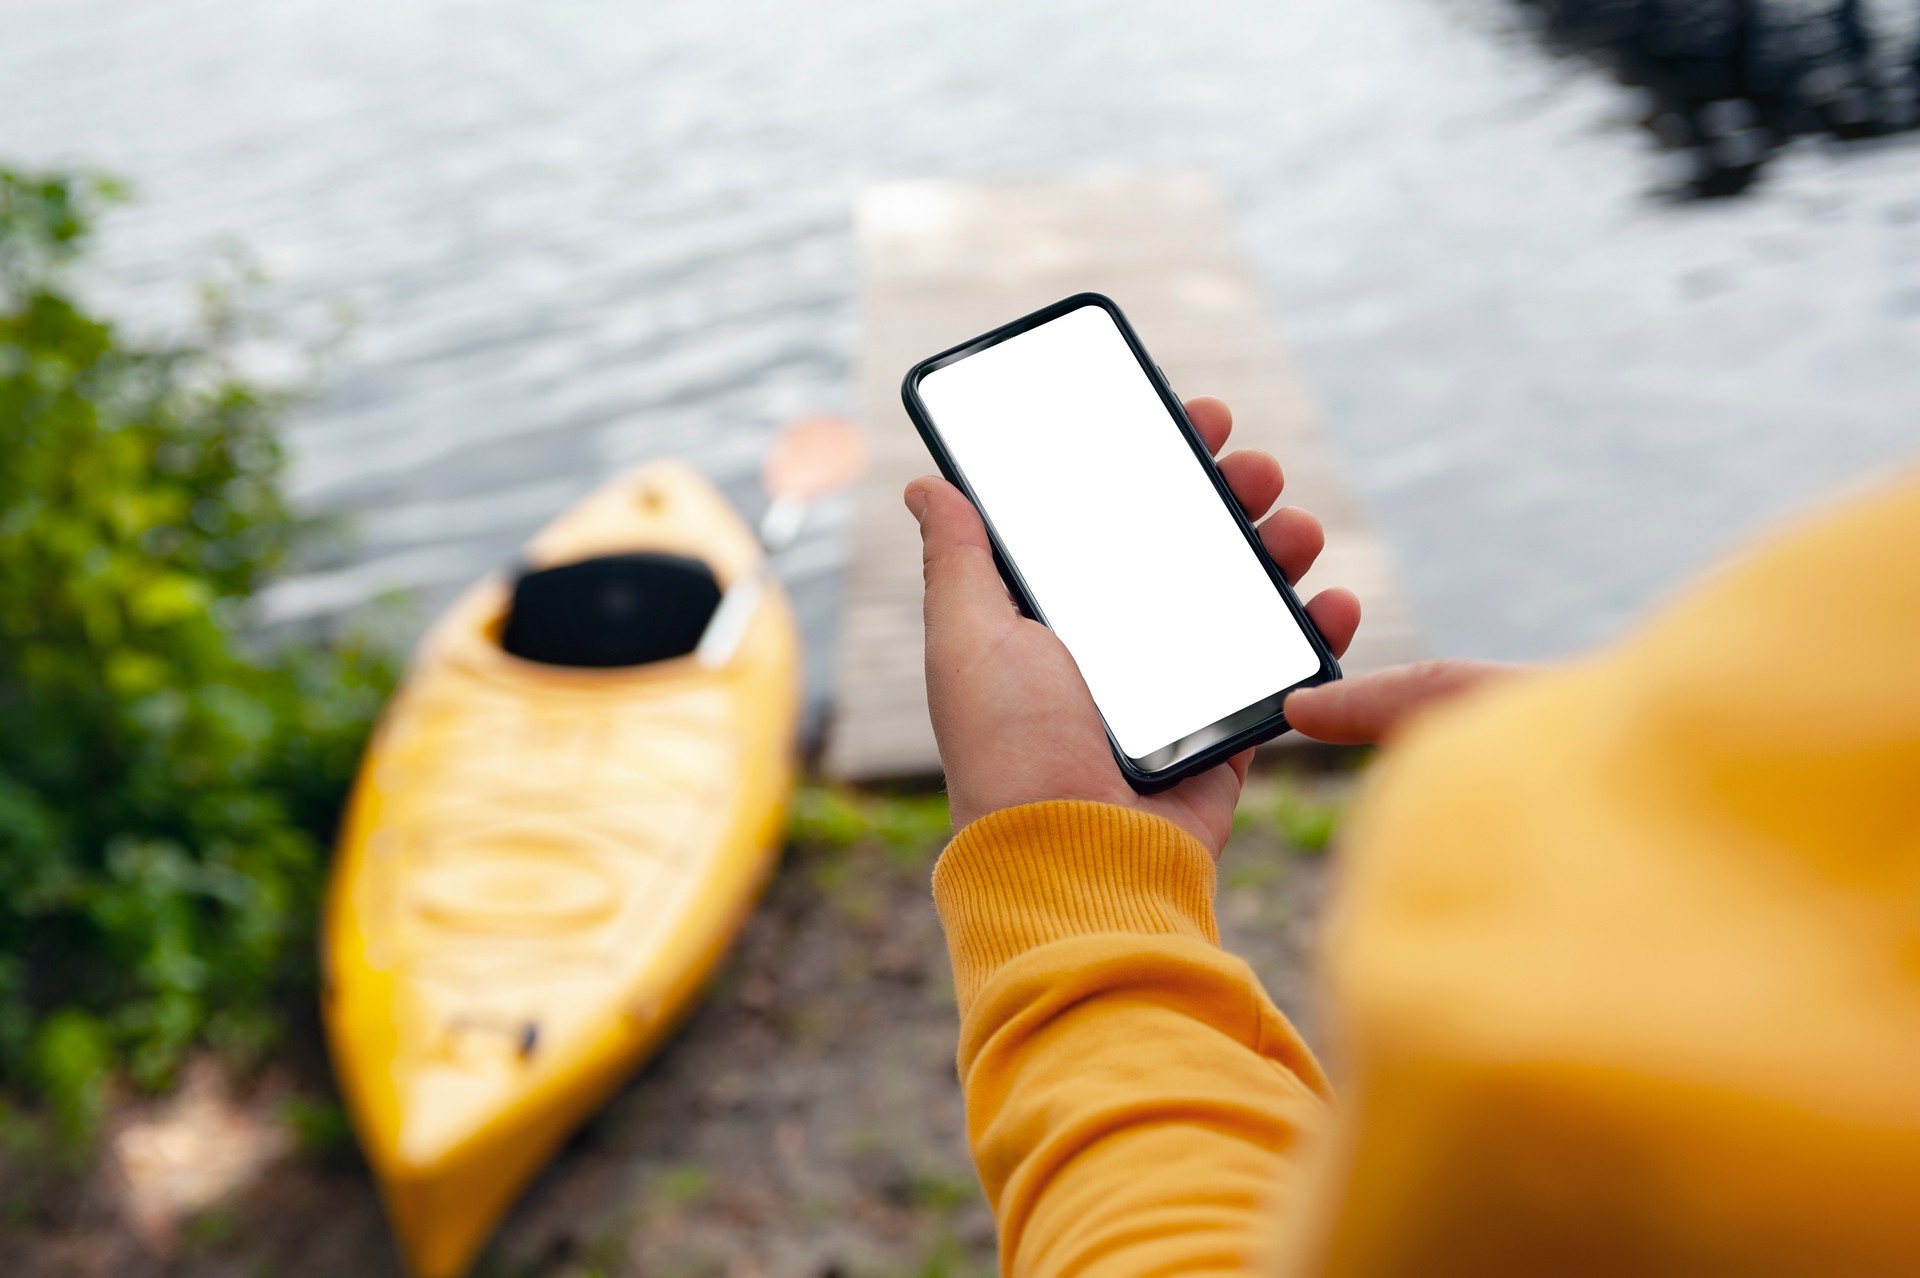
top-left (1280, 472), bottom-right (1920, 1276)
top-left (933, 801), bottom-right (1332, 1277)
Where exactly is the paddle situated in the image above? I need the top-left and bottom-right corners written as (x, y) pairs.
top-left (757, 413), bottom-right (871, 552)
top-left (697, 414), bottom-right (869, 666)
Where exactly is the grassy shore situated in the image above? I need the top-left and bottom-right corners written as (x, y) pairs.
top-left (1, 757), bottom-right (1357, 1278)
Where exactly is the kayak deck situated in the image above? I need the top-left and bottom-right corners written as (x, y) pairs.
top-left (323, 462), bottom-right (802, 1278)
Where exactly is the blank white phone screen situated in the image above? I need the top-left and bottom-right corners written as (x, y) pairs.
top-left (916, 303), bottom-right (1322, 760)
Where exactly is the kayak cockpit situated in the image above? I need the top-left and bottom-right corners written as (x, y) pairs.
top-left (500, 553), bottom-right (722, 668)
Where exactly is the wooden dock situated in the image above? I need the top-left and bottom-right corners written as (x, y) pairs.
top-left (822, 174), bottom-right (1423, 782)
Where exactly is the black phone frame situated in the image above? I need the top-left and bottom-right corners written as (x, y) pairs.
top-left (901, 291), bottom-right (1343, 794)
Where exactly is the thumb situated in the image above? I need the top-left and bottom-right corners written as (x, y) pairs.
top-left (905, 476), bottom-right (1016, 637)
top-left (1284, 658), bottom-right (1519, 746)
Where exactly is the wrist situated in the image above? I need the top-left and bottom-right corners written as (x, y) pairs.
top-left (932, 800), bottom-right (1220, 1012)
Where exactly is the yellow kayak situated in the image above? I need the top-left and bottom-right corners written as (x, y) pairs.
top-left (321, 461), bottom-right (801, 1278)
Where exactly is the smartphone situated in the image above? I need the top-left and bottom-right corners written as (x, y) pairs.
top-left (903, 292), bottom-right (1341, 793)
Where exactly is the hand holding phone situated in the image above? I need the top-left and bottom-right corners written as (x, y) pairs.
top-left (906, 387), bottom-right (1361, 855)
top-left (905, 295), bottom-right (1360, 835)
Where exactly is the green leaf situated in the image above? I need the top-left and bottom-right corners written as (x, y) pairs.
top-left (32, 1010), bottom-right (109, 1144)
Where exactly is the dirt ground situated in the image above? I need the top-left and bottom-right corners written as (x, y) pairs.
top-left (2, 760), bottom-right (1356, 1278)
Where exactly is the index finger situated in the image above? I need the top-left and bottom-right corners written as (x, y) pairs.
top-left (1284, 659), bottom-right (1517, 745)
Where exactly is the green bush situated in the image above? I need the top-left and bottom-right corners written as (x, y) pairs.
top-left (0, 169), bottom-right (392, 1139)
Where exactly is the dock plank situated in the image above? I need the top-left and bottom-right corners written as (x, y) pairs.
top-left (824, 175), bottom-right (1422, 782)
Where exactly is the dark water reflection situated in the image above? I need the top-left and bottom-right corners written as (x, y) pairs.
top-left (1525, 0), bottom-right (1920, 195)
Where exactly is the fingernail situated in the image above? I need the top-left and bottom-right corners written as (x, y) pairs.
top-left (904, 486), bottom-right (929, 524)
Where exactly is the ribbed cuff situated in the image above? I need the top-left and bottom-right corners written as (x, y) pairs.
top-left (931, 800), bottom-right (1220, 1013)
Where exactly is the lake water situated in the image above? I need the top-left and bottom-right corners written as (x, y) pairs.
top-left (5, 0), bottom-right (1917, 716)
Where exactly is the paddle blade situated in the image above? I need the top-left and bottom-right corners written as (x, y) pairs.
top-left (762, 415), bottom-right (869, 503)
